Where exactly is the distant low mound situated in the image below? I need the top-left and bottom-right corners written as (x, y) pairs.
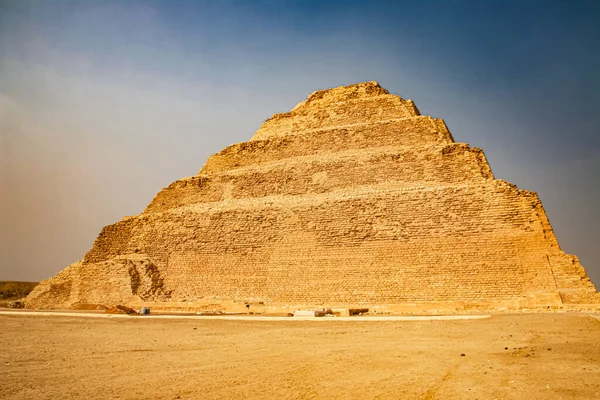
top-left (0, 281), bottom-right (38, 306)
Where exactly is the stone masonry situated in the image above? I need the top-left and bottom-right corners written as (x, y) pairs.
top-left (25, 82), bottom-right (599, 312)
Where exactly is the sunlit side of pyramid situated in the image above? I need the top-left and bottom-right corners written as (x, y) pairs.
top-left (25, 82), bottom-right (599, 312)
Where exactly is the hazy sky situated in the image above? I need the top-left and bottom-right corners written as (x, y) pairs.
top-left (1, 0), bottom-right (599, 286)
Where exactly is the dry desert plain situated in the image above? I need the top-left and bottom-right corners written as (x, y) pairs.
top-left (1, 312), bottom-right (599, 399)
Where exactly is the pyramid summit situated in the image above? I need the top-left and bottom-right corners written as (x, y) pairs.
top-left (25, 82), bottom-right (599, 312)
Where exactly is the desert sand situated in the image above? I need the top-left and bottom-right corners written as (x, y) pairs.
top-left (1, 312), bottom-right (599, 399)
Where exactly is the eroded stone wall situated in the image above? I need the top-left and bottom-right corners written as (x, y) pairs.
top-left (146, 144), bottom-right (493, 213)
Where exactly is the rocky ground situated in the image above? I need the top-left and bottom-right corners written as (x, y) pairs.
top-left (0, 313), bottom-right (599, 399)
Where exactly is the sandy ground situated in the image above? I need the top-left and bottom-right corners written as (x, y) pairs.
top-left (0, 310), bottom-right (492, 322)
top-left (1, 313), bottom-right (599, 399)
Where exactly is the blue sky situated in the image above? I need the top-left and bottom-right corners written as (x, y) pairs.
top-left (1, 0), bottom-right (599, 285)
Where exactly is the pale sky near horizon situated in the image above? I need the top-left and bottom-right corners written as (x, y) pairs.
top-left (1, 0), bottom-right (599, 286)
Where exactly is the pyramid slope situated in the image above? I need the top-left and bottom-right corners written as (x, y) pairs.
top-left (25, 82), bottom-right (599, 312)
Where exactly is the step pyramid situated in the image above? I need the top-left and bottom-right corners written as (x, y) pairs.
top-left (25, 82), bottom-right (599, 312)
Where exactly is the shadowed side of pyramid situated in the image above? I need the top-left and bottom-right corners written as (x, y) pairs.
top-left (25, 81), bottom-right (599, 313)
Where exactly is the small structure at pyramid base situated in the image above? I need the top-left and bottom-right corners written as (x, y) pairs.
top-left (25, 82), bottom-right (600, 314)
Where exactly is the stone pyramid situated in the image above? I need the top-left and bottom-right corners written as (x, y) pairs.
top-left (25, 82), bottom-right (599, 312)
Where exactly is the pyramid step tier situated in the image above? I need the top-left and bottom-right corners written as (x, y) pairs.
top-left (291, 81), bottom-right (391, 111)
top-left (94, 181), bottom-right (553, 265)
top-left (201, 116), bottom-right (453, 175)
top-left (251, 94), bottom-right (420, 141)
top-left (75, 180), bottom-right (595, 307)
top-left (147, 143), bottom-right (493, 213)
